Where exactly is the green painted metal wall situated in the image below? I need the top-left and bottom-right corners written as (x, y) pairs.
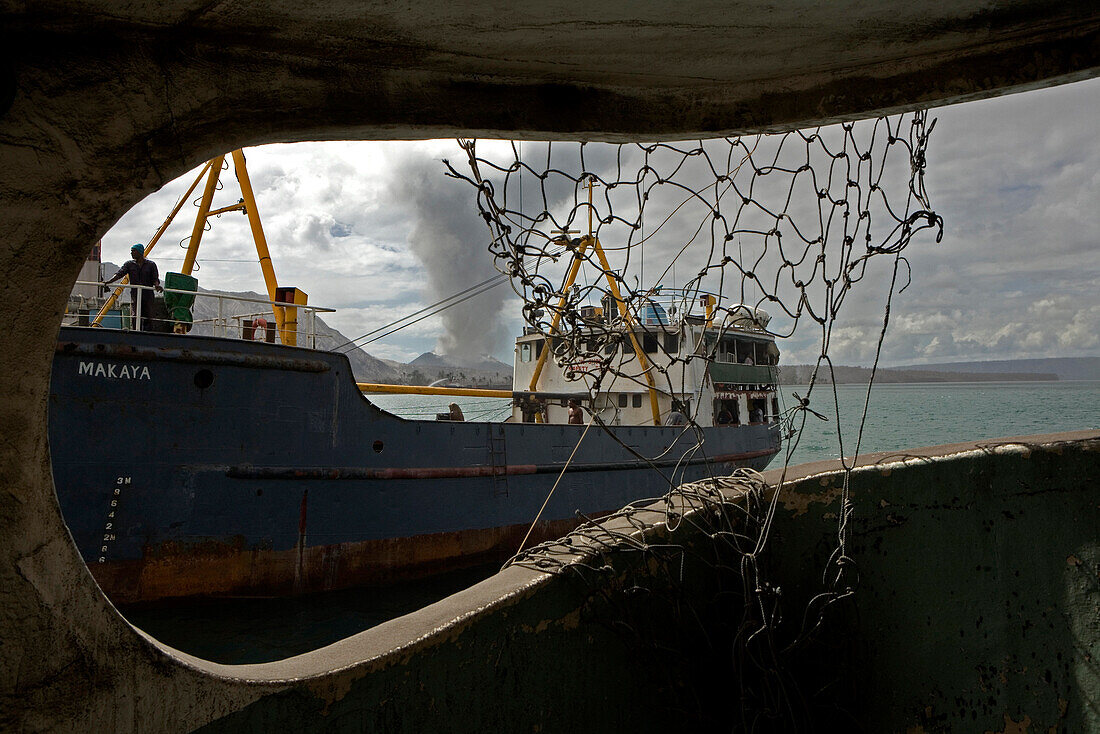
top-left (708, 362), bottom-right (778, 384)
top-left (768, 436), bottom-right (1099, 730)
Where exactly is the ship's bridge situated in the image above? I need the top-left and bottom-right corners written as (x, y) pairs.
top-left (512, 290), bottom-right (780, 426)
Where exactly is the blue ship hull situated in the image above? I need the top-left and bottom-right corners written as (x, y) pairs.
top-left (49, 327), bottom-right (780, 603)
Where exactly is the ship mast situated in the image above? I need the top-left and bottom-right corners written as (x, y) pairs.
top-left (527, 176), bottom-right (663, 426)
top-left (92, 150), bottom-right (309, 345)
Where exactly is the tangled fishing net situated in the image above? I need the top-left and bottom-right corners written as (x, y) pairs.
top-left (446, 112), bottom-right (942, 728)
top-left (447, 112), bottom-right (940, 442)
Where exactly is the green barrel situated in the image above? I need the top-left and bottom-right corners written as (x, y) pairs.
top-left (163, 272), bottom-right (197, 310)
top-left (163, 272), bottom-right (197, 332)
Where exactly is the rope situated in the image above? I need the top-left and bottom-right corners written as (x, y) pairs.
top-left (511, 417), bottom-right (595, 558)
top-left (446, 113), bottom-right (942, 728)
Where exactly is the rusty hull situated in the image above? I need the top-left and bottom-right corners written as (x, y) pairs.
top-left (92, 516), bottom-right (591, 604)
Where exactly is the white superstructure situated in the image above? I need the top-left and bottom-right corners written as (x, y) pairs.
top-left (511, 290), bottom-right (781, 427)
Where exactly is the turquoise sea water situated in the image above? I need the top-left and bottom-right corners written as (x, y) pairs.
top-left (777, 380), bottom-right (1100, 467)
top-left (124, 564), bottom-right (498, 664)
top-left (126, 381), bottom-right (1098, 663)
top-left (370, 381), bottom-right (1100, 467)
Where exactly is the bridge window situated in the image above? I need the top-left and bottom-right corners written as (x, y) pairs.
top-left (747, 397), bottom-right (766, 422)
top-left (736, 340), bottom-right (756, 364)
top-left (720, 338), bottom-right (737, 362)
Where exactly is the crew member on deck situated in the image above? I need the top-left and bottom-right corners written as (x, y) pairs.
top-left (665, 401), bottom-right (687, 426)
top-left (520, 397), bottom-right (537, 423)
top-left (568, 399), bottom-right (584, 424)
top-left (105, 243), bottom-right (162, 331)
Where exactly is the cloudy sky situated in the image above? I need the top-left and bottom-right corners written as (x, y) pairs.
top-left (101, 77), bottom-right (1100, 367)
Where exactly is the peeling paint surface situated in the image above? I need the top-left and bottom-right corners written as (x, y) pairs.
top-left (91, 516), bottom-right (588, 604)
top-left (777, 481), bottom-right (844, 517)
top-left (768, 435), bottom-right (1100, 732)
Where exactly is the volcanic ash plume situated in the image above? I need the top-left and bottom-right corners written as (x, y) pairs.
top-left (395, 156), bottom-right (508, 363)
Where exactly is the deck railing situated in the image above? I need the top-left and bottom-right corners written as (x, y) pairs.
top-left (65, 280), bottom-right (337, 348)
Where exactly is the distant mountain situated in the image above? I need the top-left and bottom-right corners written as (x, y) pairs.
top-left (894, 357), bottom-right (1100, 382)
top-left (401, 352), bottom-right (512, 388)
top-left (781, 364), bottom-right (1060, 384)
top-left (184, 286), bottom-right (401, 383)
top-left (408, 351), bottom-right (449, 367)
top-left (409, 351), bottom-right (510, 372)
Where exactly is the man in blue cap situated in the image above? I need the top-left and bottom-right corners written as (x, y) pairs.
top-left (105, 243), bottom-right (162, 331)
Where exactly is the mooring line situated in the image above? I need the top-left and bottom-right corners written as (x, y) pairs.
top-left (513, 417), bottom-right (594, 557)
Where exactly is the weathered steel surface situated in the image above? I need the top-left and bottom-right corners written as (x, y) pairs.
top-left (225, 448), bottom-right (777, 480)
top-left (765, 433), bottom-right (1100, 731)
top-left (93, 516), bottom-right (586, 605)
top-left (56, 339), bottom-right (333, 373)
top-left (49, 326), bottom-right (780, 604)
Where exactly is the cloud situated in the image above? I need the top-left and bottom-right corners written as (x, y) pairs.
top-left (101, 77), bottom-right (1100, 368)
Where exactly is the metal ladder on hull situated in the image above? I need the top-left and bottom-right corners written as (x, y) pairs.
top-left (488, 425), bottom-right (508, 497)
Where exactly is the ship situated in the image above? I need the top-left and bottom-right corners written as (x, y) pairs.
top-left (48, 150), bottom-right (782, 604)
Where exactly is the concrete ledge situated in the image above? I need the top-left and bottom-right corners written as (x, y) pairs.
top-left (763, 430), bottom-right (1100, 731)
top-left (5, 430), bottom-right (1097, 731)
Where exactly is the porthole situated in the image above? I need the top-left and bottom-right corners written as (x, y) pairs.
top-left (373, 440), bottom-right (384, 453)
top-left (194, 369), bottom-right (214, 389)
